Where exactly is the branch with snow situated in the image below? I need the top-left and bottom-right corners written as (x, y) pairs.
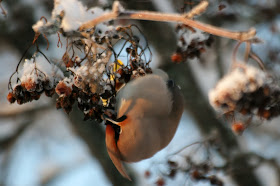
top-left (31, 0), bottom-right (256, 41)
top-left (79, 1), bottom-right (256, 41)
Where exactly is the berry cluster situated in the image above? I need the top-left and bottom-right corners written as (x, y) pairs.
top-left (209, 64), bottom-right (280, 121)
top-left (7, 55), bottom-right (63, 104)
top-left (172, 24), bottom-right (214, 63)
top-left (55, 77), bottom-right (104, 121)
top-left (144, 146), bottom-right (224, 186)
top-left (231, 122), bottom-right (246, 135)
top-left (191, 170), bottom-right (223, 186)
top-left (7, 25), bottom-right (152, 123)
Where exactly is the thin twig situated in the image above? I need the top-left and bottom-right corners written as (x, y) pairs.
top-left (244, 41), bottom-right (251, 62)
top-left (169, 141), bottom-right (202, 156)
top-left (79, 1), bottom-right (256, 41)
top-left (249, 52), bottom-right (266, 71)
top-left (8, 42), bottom-right (34, 90)
top-left (231, 41), bottom-right (243, 70)
top-left (0, 0), bottom-right (7, 17)
top-left (184, 0), bottom-right (208, 18)
top-left (57, 32), bottom-right (63, 48)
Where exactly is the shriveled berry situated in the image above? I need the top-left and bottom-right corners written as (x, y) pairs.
top-left (45, 88), bottom-right (55, 97)
top-left (24, 78), bottom-right (37, 92)
top-left (191, 170), bottom-right (204, 180)
top-left (56, 81), bottom-right (72, 97)
top-left (155, 177), bottom-right (165, 186)
top-left (231, 122), bottom-right (245, 135)
top-left (56, 100), bottom-right (62, 109)
top-left (258, 109), bottom-right (271, 119)
top-left (144, 170), bottom-right (151, 178)
top-left (32, 93), bottom-right (41, 100)
top-left (7, 92), bottom-right (16, 103)
top-left (171, 53), bottom-right (183, 63)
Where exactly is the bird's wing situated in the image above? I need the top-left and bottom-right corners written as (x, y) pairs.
top-left (117, 75), bottom-right (173, 117)
top-left (105, 125), bottom-right (131, 180)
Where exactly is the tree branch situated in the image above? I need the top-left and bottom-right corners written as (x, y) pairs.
top-left (0, 103), bottom-right (52, 118)
top-left (0, 0), bottom-right (7, 17)
top-left (79, 1), bottom-right (256, 41)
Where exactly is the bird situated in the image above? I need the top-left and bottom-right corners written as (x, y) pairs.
top-left (105, 69), bottom-right (184, 180)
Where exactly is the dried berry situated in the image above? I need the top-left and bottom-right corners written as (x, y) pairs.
top-left (171, 53), bottom-right (183, 63)
top-left (209, 175), bottom-right (223, 186)
top-left (168, 169), bottom-right (177, 178)
top-left (257, 109), bottom-right (271, 119)
top-left (7, 92), bottom-right (16, 103)
top-left (13, 85), bottom-right (23, 98)
top-left (167, 160), bottom-right (178, 168)
top-left (45, 88), bottom-right (55, 97)
top-left (218, 4), bottom-right (226, 11)
top-left (231, 122), bottom-right (245, 135)
top-left (191, 170), bottom-right (204, 180)
top-left (155, 177), bottom-right (165, 186)
top-left (33, 93), bottom-right (41, 100)
top-left (144, 170), bottom-right (151, 178)
top-left (56, 81), bottom-right (72, 96)
top-left (21, 78), bottom-right (35, 91)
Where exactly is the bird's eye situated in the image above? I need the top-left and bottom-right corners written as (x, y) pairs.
top-left (167, 80), bottom-right (175, 88)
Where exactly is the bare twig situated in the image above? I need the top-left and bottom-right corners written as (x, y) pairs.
top-left (231, 41), bottom-right (266, 71)
top-left (79, 1), bottom-right (256, 41)
top-left (184, 0), bottom-right (208, 18)
top-left (0, 0), bottom-right (7, 17)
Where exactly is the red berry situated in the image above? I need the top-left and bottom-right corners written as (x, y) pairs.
top-left (231, 122), bottom-right (245, 135)
top-left (144, 170), bottom-right (151, 178)
top-left (191, 170), bottom-right (204, 180)
top-left (55, 81), bottom-right (72, 96)
top-left (7, 92), bottom-right (15, 103)
top-left (24, 78), bottom-right (37, 92)
top-left (155, 177), bottom-right (165, 186)
top-left (171, 53), bottom-right (183, 63)
top-left (258, 109), bottom-right (271, 119)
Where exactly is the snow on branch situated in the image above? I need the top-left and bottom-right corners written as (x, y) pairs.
top-left (79, 1), bottom-right (256, 41)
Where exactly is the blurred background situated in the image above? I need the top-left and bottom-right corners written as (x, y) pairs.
top-left (0, 0), bottom-right (280, 185)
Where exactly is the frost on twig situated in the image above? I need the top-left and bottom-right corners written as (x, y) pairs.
top-left (32, 0), bottom-right (256, 41)
top-left (33, 12), bottom-right (64, 35)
